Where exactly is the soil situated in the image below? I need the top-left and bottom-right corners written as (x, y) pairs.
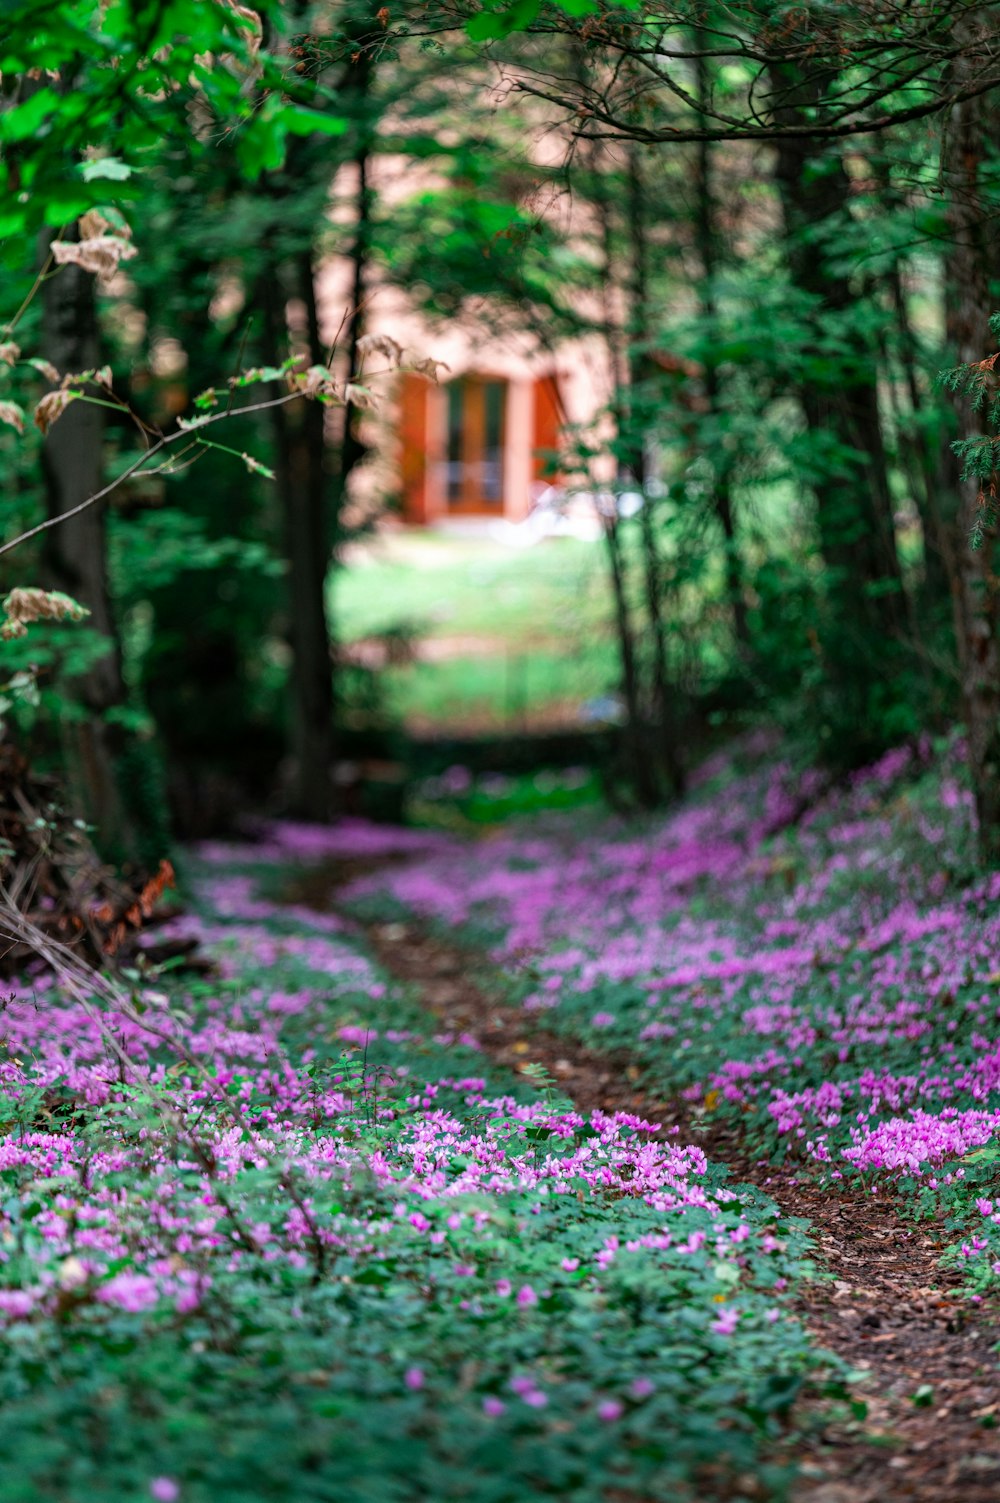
top-left (289, 860), bottom-right (1000, 1501)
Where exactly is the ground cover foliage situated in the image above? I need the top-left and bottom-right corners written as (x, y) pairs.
top-left (344, 735), bottom-right (1000, 1300)
top-left (0, 824), bottom-right (821, 1503)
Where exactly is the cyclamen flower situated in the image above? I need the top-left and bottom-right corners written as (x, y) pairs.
top-left (483, 1396), bottom-right (505, 1416)
top-left (597, 1399), bottom-right (623, 1422)
top-left (150, 1482), bottom-right (180, 1503)
top-left (561, 1257), bottom-right (580, 1272)
top-left (711, 1307), bottom-right (740, 1336)
top-left (516, 1284), bottom-right (539, 1308)
top-left (98, 1273), bottom-right (159, 1314)
top-left (404, 1367), bottom-right (424, 1391)
top-left (495, 1279), bottom-right (513, 1297)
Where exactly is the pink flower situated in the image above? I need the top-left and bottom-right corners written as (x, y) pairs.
top-left (516, 1284), bottom-right (538, 1308)
top-left (495, 1279), bottom-right (512, 1297)
top-left (98, 1273), bottom-right (159, 1314)
top-left (630, 1377), bottom-right (655, 1399)
top-left (597, 1399), bottom-right (623, 1422)
top-left (150, 1482), bottom-right (180, 1503)
top-left (0, 1290), bottom-right (34, 1319)
top-left (560, 1257), bottom-right (580, 1272)
top-left (404, 1367), bottom-right (424, 1391)
top-left (711, 1307), bottom-right (740, 1336)
top-left (483, 1396), bottom-right (505, 1416)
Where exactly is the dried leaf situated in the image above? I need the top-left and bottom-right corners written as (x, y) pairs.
top-left (0, 402), bottom-right (25, 434)
top-left (290, 365), bottom-right (343, 403)
top-left (404, 357), bottom-right (451, 383)
top-left (34, 389), bottom-right (77, 435)
top-left (241, 451), bottom-right (275, 479)
top-left (0, 588), bottom-right (90, 640)
top-left (78, 209), bottom-right (112, 241)
top-left (26, 357), bottom-right (60, 384)
top-left (218, 0), bottom-right (263, 54)
top-left (0, 341), bottom-right (20, 367)
top-left (357, 333), bottom-right (403, 368)
top-left (139, 859), bottom-right (175, 917)
top-left (345, 383), bottom-right (377, 410)
top-left (299, 364), bottom-right (337, 397)
top-left (51, 236), bottom-right (137, 279)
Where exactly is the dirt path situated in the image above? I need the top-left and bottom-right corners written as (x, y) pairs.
top-left (354, 915), bottom-right (1000, 1503)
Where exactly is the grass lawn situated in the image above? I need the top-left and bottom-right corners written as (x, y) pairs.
top-left (330, 531), bottom-right (621, 734)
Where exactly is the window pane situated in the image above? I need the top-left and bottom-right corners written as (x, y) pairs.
top-left (446, 382), bottom-right (463, 503)
top-left (482, 381), bottom-right (504, 505)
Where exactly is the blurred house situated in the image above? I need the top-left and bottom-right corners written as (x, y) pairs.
top-left (397, 365), bottom-right (563, 525)
top-left (316, 193), bottom-right (612, 529)
top-left (353, 286), bottom-right (612, 528)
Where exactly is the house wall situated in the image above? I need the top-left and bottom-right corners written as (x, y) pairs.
top-left (312, 150), bottom-right (616, 526)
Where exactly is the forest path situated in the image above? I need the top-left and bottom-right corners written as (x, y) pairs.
top-left (348, 912), bottom-right (1000, 1503)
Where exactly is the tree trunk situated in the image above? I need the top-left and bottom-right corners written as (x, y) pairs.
top-left (886, 252), bottom-right (954, 613)
top-left (261, 256), bottom-right (335, 821)
top-left (601, 508), bottom-right (658, 807)
top-left (941, 29), bottom-right (1000, 863)
top-left (625, 144), bottom-right (685, 796)
top-left (769, 67), bottom-right (907, 741)
top-left (40, 242), bottom-right (138, 861)
top-left (693, 44), bottom-right (750, 653)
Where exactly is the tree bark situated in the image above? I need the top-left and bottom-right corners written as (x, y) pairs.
top-left (261, 255), bottom-right (335, 821)
top-left (769, 66), bottom-right (906, 727)
top-left (941, 29), bottom-right (1000, 863)
top-left (40, 243), bottom-right (138, 861)
top-left (588, 139), bottom-right (659, 806)
top-left (625, 144), bottom-right (685, 796)
top-left (693, 45), bottom-right (750, 653)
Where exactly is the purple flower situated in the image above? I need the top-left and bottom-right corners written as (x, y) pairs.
top-left (711, 1307), bottom-right (740, 1336)
top-left (150, 1482), bottom-right (180, 1503)
top-left (98, 1273), bottom-right (159, 1314)
top-left (516, 1284), bottom-right (538, 1308)
top-left (404, 1367), bottom-right (424, 1391)
top-left (597, 1399), bottom-right (623, 1422)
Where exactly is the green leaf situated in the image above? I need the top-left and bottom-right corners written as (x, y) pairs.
top-left (283, 106), bottom-right (348, 139)
top-left (80, 157), bottom-right (133, 183)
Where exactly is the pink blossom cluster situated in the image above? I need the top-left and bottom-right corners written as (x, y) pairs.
top-left (339, 734), bottom-right (1000, 1187)
top-left (0, 856), bottom-right (774, 1331)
